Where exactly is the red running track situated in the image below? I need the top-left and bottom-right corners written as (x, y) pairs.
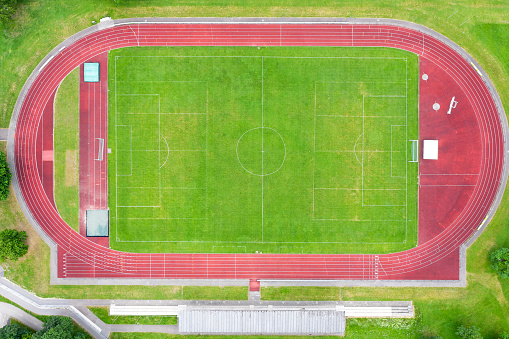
top-left (35, 90), bottom-right (56, 209)
top-left (14, 23), bottom-right (504, 280)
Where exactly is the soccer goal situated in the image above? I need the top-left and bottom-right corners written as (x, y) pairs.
top-left (409, 140), bottom-right (419, 162)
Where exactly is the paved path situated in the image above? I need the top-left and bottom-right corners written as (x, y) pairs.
top-left (0, 302), bottom-right (43, 331)
top-left (0, 267), bottom-right (413, 338)
top-left (0, 129), bottom-right (7, 141)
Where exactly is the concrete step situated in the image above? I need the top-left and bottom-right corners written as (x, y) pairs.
top-left (248, 291), bottom-right (261, 301)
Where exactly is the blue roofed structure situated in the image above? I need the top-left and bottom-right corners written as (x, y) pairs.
top-left (84, 62), bottom-right (99, 82)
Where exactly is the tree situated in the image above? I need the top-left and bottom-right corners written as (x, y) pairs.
top-left (0, 322), bottom-right (31, 339)
top-left (491, 248), bottom-right (509, 278)
top-left (0, 150), bottom-right (11, 201)
top-left (32, 316), bottom-right (75, 339)
top-left (0, 229), bottom-right (28, 261)
top-left (420, 335), bottom-right (442, 339)
top-left (0, 1), bottom-right (16, 24)
top-left (499, 332), bottom-right (509, 339)
top-left (456, 325), bottom-right (483, 339)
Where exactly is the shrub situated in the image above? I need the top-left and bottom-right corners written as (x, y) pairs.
top-left (0, 150), bottom-right (11, 201)
top-left (456, 324), bottom-right (483, 339)
top-left (32, 316), bottom-right (74, 339)
top-left (0, 322), bottom-right (31, 339)
top-left (0, 229), bottom-right (28, 261)
top-left (491, 248), bottom-right (509, 278)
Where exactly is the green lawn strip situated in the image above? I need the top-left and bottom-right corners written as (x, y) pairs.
top-left (0, 295), bottom-right (93, 338)
top-left (0, 295), bottom-right (49, 322)
top-left (108, 46), bottom-right (418, 255)
top-left (341, 279), bottom-right (509, 338)
top-left (183, 286), bottom-right (248, 300)
top-left (261, 286), bottom-right (339, 301)
top-left (53, 67), bottom-right (80, 232)
top-left (108, 320), bottom-right (416, 338)
top-left (262, 280), bottom-right (509, 338)
top-left (88, 306), bottom-right (177, 325)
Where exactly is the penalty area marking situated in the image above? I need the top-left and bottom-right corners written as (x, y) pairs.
top-left (114, 60), bottom-right (210, 242)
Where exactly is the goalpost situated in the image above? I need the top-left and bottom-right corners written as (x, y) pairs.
top-left (409, 140), bottom-right (419, 162)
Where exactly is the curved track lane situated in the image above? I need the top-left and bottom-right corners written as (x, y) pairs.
top-left (13, 23), bottom-right (505, 280)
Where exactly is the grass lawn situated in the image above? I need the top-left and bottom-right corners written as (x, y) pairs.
top-left (108, 46), bottom-right (418, 255)
top-left (89, 306), bottom-right (177, 325)
top-left (54, 67), bottom-right (80, 232)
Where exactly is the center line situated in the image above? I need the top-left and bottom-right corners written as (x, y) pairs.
top-left (261, 56), bottom-right (264, 243)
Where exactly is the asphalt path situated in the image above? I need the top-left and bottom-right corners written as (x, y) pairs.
top-left (0, 302), bottom-right (43, 331)
top-left (0, 266), bottom-right (412, 338)
top-left (0, 129), bottom-right (7, 141)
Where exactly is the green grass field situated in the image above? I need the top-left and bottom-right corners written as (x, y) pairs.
top-left (108, 46), bottom-right (418, 254)
top-left (54, 67), bottom-right (80, 232)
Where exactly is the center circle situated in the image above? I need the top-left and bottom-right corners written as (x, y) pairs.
top-left (236, 127), bottom-right (286, 176)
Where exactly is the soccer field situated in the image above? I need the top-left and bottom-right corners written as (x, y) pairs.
top-left (107, 46), bottom-right (419, 254)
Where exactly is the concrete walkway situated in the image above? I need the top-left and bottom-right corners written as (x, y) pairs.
top-left (0, 302), bottom-right (43, 331)
top-left (0, 268), bottom-right (414, 338)
top-left (0, 129), bottom-right (7, 141)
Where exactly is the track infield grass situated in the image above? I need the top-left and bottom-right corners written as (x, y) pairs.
top-left (108, 46), bottom-right (419, 254)
top-left (54, 67), bottom-right (80, 233)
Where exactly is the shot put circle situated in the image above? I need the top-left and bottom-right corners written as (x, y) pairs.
top-left (236, 127), bottom-right (286, 176)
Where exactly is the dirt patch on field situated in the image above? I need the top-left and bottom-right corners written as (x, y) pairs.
top-left (65, 150), bottom-right (78, 186)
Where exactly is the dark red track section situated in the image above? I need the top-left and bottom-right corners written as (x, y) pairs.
top-left (15, 24), bottom-right (504, 280)
top-left (78, 53), bottom-right (109, 247)
top-left (35, 90), bottom-right (56, 209)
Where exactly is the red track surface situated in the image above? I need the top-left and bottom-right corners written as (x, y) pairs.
top-left (35, 90), bottom-right (56, 209)
top-left (78, 53), bottom-right (109, 247)
top-left (15, 24), bottom-right (504, 280)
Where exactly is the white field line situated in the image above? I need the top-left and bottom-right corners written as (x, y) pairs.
top-left (159, 94), bottom-right (162, 207)
top-left (118, 113), bottom-right (207, 115)
top-left (116, 187), bottom-right (206, 189)
top-left (353, 133), bottom-right (364, 166)
top-left (116, 238), bottom-right (407, 244)
top-left (115, 56), bottom-right (119, 241)
top-left (362, 95), bottom-right (365, 205)
top-left (115, 68), bottom-right (209, 242)
top-left (313, 61), bottom-right (411, 227)
top-left (159, 133), bottom-right (170, 169)
top-left (117, 55), bottom-right (409, 60)
top-left (212, 246), bottom-right (247, 253)
top-left (115, 80), bottom-right (207, 83)
top-left (115, 55), bottom-right (413, 245)
top-left (312, 83), bottom-right (317, 218)
top-left (316, 150), bottom-right (403, 153)
top-left (361, 94), bottom-right (407, 208)
top-left (205, 83), bottom-right (209, 221)
top-left (117, 217), bottom-right (207, 220)
top-left (315, 188), bottom-right (405, 190)
top-left (420, 173), bottom-right (479, 175)
top-left (261, 57), bottom-right (264, 242)
top-left (316, 115), bottom-right (406, 118)
top-left (405, 58), bottom-right (409, 242)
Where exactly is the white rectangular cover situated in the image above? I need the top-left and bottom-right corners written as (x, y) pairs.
top-left (423, 140), bottom-right (438, 160)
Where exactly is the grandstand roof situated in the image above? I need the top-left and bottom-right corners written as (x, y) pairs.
top-left (178, 309), bottom-right (345, 335)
